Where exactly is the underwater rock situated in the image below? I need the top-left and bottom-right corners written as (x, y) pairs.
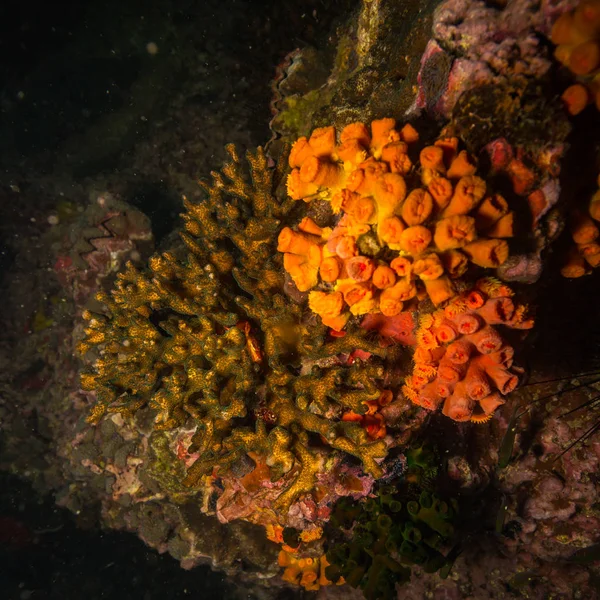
top-left (415, 0), bottom-right (580, 120)
top-left (282, 119), bottom-right (533, 331)
top-left (267, 0), bottom-right (440, 156)
top-left (4, 1), bottom-right (600, 598)
top-left (54, 192), bottom-right (154, 306)
top-left (499, 411), bottom-right (600, 563)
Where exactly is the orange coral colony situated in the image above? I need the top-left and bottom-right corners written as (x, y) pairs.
top-left (552, 1), bottom-right (600, 113)
top-left (280, 119), bottom-right (514, 330)
top-left (561, 174), bottom-right (600, 277)
top-left (402, 278), bottom-right (534, 423)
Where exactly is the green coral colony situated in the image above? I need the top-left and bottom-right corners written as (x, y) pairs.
top-left (326, 488), bottom-right (458, 599)
top-left (325, 448), bottom-right (458, 600)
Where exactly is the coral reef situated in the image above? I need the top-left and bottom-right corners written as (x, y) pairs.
top-left (77, 125), bottom-right (539, 595)
top-left (416, 0), bottom-right (579, 120)
top-left (5, 0), bottom-right (600, 598)
top-left (323, 452), bottom-right (458, 600)
top-left (266, 0), bottom-right (441, 156)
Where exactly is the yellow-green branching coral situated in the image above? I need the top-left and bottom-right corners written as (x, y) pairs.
top-left (79, 145), bottom-right (392, 514)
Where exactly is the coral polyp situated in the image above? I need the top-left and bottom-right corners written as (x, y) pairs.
top-left (280, 119), bottom-right (517, 331)
top-left (403, 278), bottom-right (534, 423)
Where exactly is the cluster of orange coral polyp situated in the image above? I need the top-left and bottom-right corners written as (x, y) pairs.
top-left (552, 1), bottom-right (600, 113)
top-left (278, 550), bottom-right (339, 591)
top-left (403, 280), bottom-right (533, 423)
top-left (281, 119), bottom-right (514, 331)
top-left (561, 175), bottom-right (600, 277)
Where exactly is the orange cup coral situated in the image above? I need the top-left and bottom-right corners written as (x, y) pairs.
top-left (279, 119), bottom-right (516, 331)
top-left (552, 1), bottom-right (600, 113)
